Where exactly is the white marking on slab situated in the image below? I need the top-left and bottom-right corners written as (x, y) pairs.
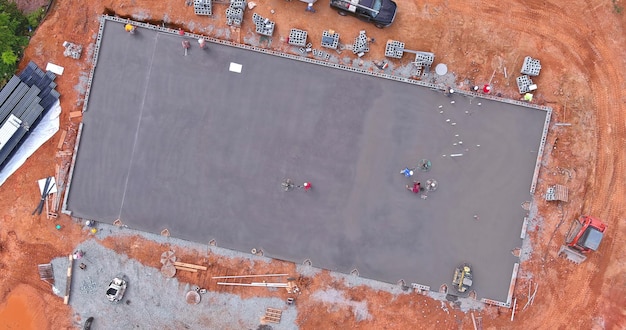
top-left (229, 62), bottom-right (243, 73)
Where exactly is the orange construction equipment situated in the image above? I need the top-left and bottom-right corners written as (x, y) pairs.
top-left (558, 215), bottom-right (607, 264)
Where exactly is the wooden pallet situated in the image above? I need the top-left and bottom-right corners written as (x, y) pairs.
top-left (262, 307), bottom-right (282, 324)
top-left (38, 263), bottom-right (54, 285)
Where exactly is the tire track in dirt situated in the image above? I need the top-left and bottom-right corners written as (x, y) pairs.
top-left (460, 1), bottom-right (626, 328)
top-left (581, 5), bottom-right (626, 328)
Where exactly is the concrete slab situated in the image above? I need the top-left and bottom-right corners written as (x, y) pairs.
top-left (67, 19), bottom-right (549, 302)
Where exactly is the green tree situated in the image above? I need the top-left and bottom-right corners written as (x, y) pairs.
top-left (0, 0), bottom-right (30, 86)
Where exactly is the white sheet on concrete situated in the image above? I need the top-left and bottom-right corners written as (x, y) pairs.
top-left (0, 100), bottom-right (61, 187)
top-left (229, 62), bottom-right (242, 73)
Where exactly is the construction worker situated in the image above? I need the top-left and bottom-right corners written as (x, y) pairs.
top-left (303, 182), bottom-right (312, 191)
top-left (401, 167), bottom-right (414, 177)
top-left (523, 93), bottom-right (533, 102)
top-left (405, 181), bottom-right (420, 194)
top-left (483, 84), bottom-right (492, 93)
top-left (413, 181), bottom-right (421, 193)
top-left (305, 3), bottom-right (316, 12)
top-left (125, 24), bottom-right (135, 34)
top-left (198, 38), bottom-right (206, 49)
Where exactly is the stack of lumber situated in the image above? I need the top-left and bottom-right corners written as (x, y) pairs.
top-left (174, 261), bottom-right (207, 273)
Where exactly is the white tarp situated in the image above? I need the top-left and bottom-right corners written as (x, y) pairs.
top-left (0, 100), bottom-right (61, 187)
top-left (46, 62), bottom-right (64, 76)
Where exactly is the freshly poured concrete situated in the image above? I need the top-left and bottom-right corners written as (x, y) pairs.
top-left (67, 19), bottom-right (548, 301)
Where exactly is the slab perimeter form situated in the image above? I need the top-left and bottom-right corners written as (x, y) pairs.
top-left (65, 17), bottom-right (551, 303)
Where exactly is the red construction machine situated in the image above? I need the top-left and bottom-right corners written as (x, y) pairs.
top-left (558, 215), bottom-right (607, 264)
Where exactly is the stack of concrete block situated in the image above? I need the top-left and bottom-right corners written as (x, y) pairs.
top-left (516, 75), bottom-right (534, 94)
top-left (226, 0), bottom-right (246, 26)
top-left (62, 41), bottom-right (82, 60)
top-left (413, 52), bottom-right (434, 66)
top-left (385, 40), bottom-right (404, 58)
top-left (252, 13), bottom-right (274, 36)
top-left (520, 56), bottom-right (541, 76)
top-left (312, 49), bottom-right (331, 60)
top-left (352, 31), bottom-right (369, 56)
top-left (321, 30), bottom-right (339, 49)
top-left (194, 0), bottom-right (212, 16)
top-left (288, 29), bottom-right (308, 46)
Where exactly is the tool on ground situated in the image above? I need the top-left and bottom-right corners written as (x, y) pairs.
top-left (33, 177), bottom-right (55, 216)
top-left (182, 40), bottom-right (191, 56)
top-left (558, 215), bottom-right (607, 264)
top-left (282, 178), bottom-right (294, 191)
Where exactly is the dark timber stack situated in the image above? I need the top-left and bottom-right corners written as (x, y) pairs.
top-left (0, 61), bottom-right (60, 171)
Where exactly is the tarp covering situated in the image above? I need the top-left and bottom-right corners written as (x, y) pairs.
top-left (0, 100), bottom-right (60, 187)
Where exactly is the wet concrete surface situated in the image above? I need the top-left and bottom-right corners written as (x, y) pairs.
top-left (67, 19), bottom-right (548, 301)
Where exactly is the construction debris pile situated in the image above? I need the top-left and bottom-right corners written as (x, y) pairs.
top-left (545, 184), bottom-right (568, 202)
top-left (62, 41), bottom-right (82, 59)
top-left (352, 30), bottom-right (370, 57)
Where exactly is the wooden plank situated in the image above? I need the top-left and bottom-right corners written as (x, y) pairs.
top-left (57, 130), bottom-right (67, 149)
top-left (471, 312), bottom-right (477, 330)
top-left (64, 254), bottom-right (73, 304)
top-left (69, 111), bottom-right (82, 119)
top-left (174, 266), bottom-right (198, 272)
top-left (174, 261), bottom-right (207, 270)
top-left (56, 151), bottom-right (72, 157)
top-left (212, 274), bottom-right (288, 279)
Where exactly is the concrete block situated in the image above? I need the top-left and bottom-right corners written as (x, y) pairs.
top-left (516, 75), bottom-right (534, 94)
top-left (385, 40), bottom-right (404, 58)
top-left (289, 29), bottom-right (308, 46)
top-left (413, 52), bottom-right (434, 66)
top-left (194, 0), bottom-right (212, 15)
top-left (321, 30), bottom-right (339, 49)
top-left (252, 13), bottom-right (274, 36)
top-left (521, 56), bottom-right (541, 76)
top-left (353, 31), bottom-right (369, 54)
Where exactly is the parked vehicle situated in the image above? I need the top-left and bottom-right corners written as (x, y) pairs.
top-left (329, 0), bottom-right (397, 28)
top-left (83, 317), bottom-right (94, 330)
top-left (106, 277), bottom-right (127, 302)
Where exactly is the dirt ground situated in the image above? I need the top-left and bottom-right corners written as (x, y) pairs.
top-left (1, 0), bottom-right (625, 329)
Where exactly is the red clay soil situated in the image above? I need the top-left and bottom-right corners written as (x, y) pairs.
top-left (1, 0), bottom-right (625, 329)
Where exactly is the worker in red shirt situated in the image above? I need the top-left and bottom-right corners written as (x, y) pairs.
top-left (406, 181), bottom-right (420, 194)
top-left (303, 182), bottom-right (312, 191)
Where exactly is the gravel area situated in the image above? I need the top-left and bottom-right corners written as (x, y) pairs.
top-left (311, 288), bottom-right (371, 322)
top-left (51, 238), bottom-right (298, 329)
